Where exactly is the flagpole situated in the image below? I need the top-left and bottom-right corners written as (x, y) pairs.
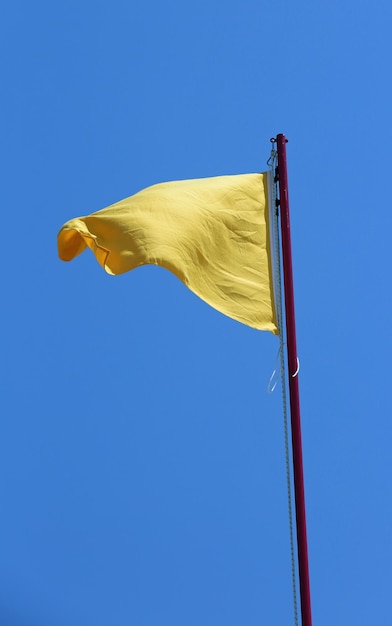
top-left (276, 134), bottom-right (312, 626)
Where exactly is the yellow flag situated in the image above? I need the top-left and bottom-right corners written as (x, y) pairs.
top-left (58, 173), bottom-right (277, 333)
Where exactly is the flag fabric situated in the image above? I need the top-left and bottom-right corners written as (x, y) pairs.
top-left (58, 173), bottom-right (278, 333)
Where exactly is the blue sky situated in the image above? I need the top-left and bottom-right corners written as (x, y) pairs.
top-left (1, 1), bottom-right (391, 624)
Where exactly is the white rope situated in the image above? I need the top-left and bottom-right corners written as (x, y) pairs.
top-left (268, 146), bottom-right (299, 626)
top-left (292, 357), bottom-right (300, 378)
top-left (267, 347), bottom-right (282, 394)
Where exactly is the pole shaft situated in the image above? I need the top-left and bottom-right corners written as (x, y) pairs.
top-left (276, 134), bottom-right (312, 626)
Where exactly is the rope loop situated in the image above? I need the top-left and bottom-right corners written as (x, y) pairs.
top-left (267, 347), bottom-right (283, 394)
top-left (292, 357), bottom-right (300, 378)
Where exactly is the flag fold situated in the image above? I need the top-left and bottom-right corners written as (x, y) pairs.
top-left (58, 173), bottom-right (277, 333)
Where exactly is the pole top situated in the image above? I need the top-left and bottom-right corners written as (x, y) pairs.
top-left (270, 134), bottom-right (288, 144)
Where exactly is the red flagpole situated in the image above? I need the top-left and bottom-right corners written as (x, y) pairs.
top-left (276, 134), bottom-right (312, 626)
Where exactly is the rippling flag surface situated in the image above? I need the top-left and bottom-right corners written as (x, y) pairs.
top-left (58, 173), bottom-right (277, 333)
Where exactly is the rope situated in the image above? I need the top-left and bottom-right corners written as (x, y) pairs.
top-left (268, 146), bottom-right (299, 626)
top-left (267, 347), bottom-right (282, 394)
